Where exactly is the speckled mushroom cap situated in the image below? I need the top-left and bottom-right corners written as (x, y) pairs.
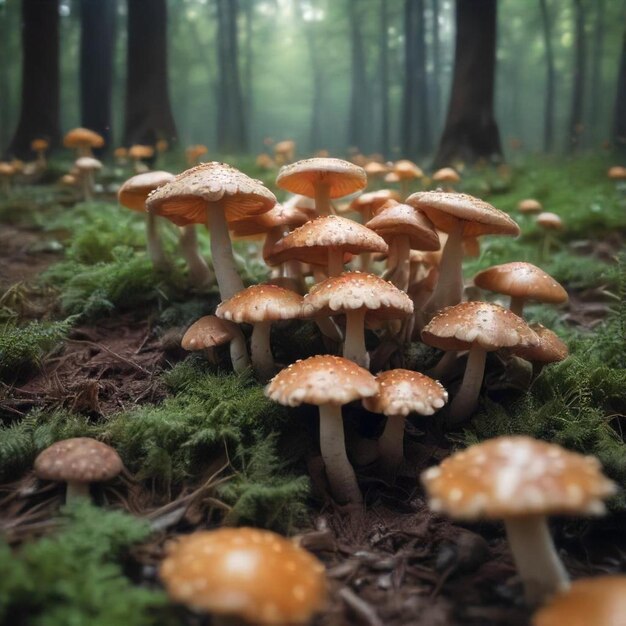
top-left (216, 284), bottom-right (303, 324)
top-left (474, 262), bottom-right (568, 305)
top-left (229, 202), bottom-right (309, 237)
top-left (363, 369), bottom-right (448, 417)
top-left (518, 198), bottom-right (543, 214)
top-left (181, 315), bottom-right (241, 351)
top-left (512, 323), bottom-right (569, 363)
top-left (118, 171), bottom-right (175, 212)
top-left (146, 162), bottom-right (276, 227)
top-left (432, 167), bottom-right (461, 183)
top-left (532, 576), bottom-right (626, 626)
top-left (365, 200), bottom-right (440, 250)
top-left (160, 527), bottom-right (327, 624)
top-left (394, 160), bottom-right (423, 180)
top-left (421, 436), bottom-right (617, 519)
top-left (276, 158), bottom-right (367, 199)
top-left (266, 355), bottom-right (378, 407)
top-left (75, 156), bottom-right (102, 171)
top-left (34, 437), bottom-right (123, 484)
top-left (266, 215), bottom-right (388, 267)
top-left (63, 127), bottom-right (105, 149)
top-left (421, 301), bottom-right (539, 352)
top-left (406, 191), bottom-right (520, 237)
top-left (536, 212), bottom-right (563, 230)
top-left (302, 271), bottom-right (413, 322)
top-left (349, 189), bottom-right (402, 216)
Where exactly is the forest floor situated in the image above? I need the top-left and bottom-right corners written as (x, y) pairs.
top-left (0, 154), bottom-right (625, 626)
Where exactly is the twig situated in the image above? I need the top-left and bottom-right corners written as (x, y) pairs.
top-left (65, 338), bottom-right (150, 374)
top-left (338, 588), bottom-right (383, 626)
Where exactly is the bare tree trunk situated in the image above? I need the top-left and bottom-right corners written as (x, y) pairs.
top-left (430, 0), bottom-right (441, 133)
top-left (124, 0), bottom-right (177, 147)
top-left (588, 0), bottom-right (605, 144)
top-left (433, 0), bottom-right (502, 168)
top-left (8, 0), bottom-right (60, 159)
top-left (0, 3), bottom-right (12, 153)
top-left (243, 0), bottom-right (254, 142)
top-left (80, 0), bottom-right (116, 150)
top-left (539, 0), bottom-right (555, 152)
top-left (379, 0), bottom-right (390, 157)
top-left (348, 0), bottom-right (370, 152)
top-left (567, 0), bottom-right (586, 152)
top-left (614, 26), bottom-right (626, 156)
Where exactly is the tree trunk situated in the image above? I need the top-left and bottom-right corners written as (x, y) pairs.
top-left (614, 26), bottom-right (626, 156)
top-left (216, 0), bottom-right (248, 154)
top-left (539, 0), bottom-right (555, 152)
top-left (348, 0), bottom-right (370, 152)
top-left (567, 0), bottom-right (586, 152)
top-left (80, 0), bottom-right (116, 150)
top-left (123, 0), bottom-right (177, 147)
top-left (433, 0), bottom-right (502, 168)
top-left (588, 0), bottom-right (605, 144)
top-left (379, 0), bottom-right (390, 157)
top-left (243, 0), bottom-right (254, 141)
top-left (8, 0), bottom-right (60, 159)
top-left (430, 0), bottom-right (442, 133)
top-left (0, 2), bottom-right (12, 153)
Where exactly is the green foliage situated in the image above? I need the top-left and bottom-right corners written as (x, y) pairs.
top-left (0, 502), bottom-right (169, 626)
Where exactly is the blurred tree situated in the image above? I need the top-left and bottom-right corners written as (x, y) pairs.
top-left (567, 0), bottom-right (586, 152)
top-left (614, 25), bottom-right (626, 155)
top-left (588, 0), bottom-right (605, 143)
top-left (430, 0), bottom-right (442, 132)
top-left (0, 2), bottom-right (10, 152)
top-left (80, 0), bottom-right (116, 150)
top-left (243, 0), bottom-right (254, 136)
top-left (123, 0), bottom-right (177, 147)
top-left (434, 0), bottom-right (502, 167)
top-left (378, 0), bottom-right (390, 157)
top-left (8, 0), bottom-right (60, 159)
top-left (539, 0), bottom-right (555, 152)
top-left (348, 0), bottom-right (371, 152)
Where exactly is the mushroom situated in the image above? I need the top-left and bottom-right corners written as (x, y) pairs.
top-left (75, 156), bottom-right (102, 201)
top-left (216, 284), bottom-right (303, 381)
top-left (536, 212), bottom-right (564, 260)
top-left (518, 198), bottom-right (543, 214)
top-left (128, 144), bottom-right (154, 173)
top-left (432, 167), bottom-right (460, 192)
top-left (421, 301), bottom-right (538, 422)
top-left (34, 437), bottom-right (123, 503)
top-left (363, 369), bottom-right (447, 477)
top-left (185, 144), bottom-right (208, 166)
top-left (511, 323), bottom-right (569, 376)
top-left (394, 160), bottom-right (423, 197)
top-left (63, 127), bottom-right (104, 157)
top-left (421, 436), bottom-right (617, 604)
top-left (273, 139), bottom-right (296, 165)
top-left (160, 527), bottom-right (326, 625)
top-left (0, 163), bottom-right (15, 195)
top-left (30, 138), bottom-right (49, 168)
top-left (607, 165), bottom-right (626, 181)
top-left (363, 160), bottom-right (388, 181)
top-left (266, 355), bottom-right (378, 505)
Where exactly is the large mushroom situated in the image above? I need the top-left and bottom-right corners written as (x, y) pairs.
top-left (422, 436), bottom-right (617, 604)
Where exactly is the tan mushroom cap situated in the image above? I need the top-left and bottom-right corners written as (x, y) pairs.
top-left (349, 189), bottom-right (402, 216)
top-left (406, 191), bottom-right (520, 237)
top-left (302, 271), bottom-right (413, 321)
top-left (31, 138), bottom-right (49, 152)
top-left (474, 262), bottom-right (568, 304)
top-left (118, 171), bottom-right (175, 212)
top-left (365, 200), bottom-right (440, 251)
top-left (160, 527), bottom-right (326, 624)
top-left (532, 576), bottom-right (626, 626)
top-left (146, 161), bottom-right (276, 227)
top-left (421, 301), bottom-right (539, 352)
top-left (364, 161), bottom-right (388, 177)
top-left (266, 355), bottom-right (378, 407)
top-left (128, 144), bottom-right (155, 159)
top-left (0, 163), bottom-right (16, 176)
top-left (421, 436), bottom-right (617, 520)
top-left (394, 160), bottom-right (423, 180)
top-left (518, 198), bottom-right (543, 214)
top-left (536, 212), bottom-right (563, 230)
top-left (607, 165), bottom-right (626, 180)
top-left (216, 284), bottom-right (303, 324)
top-left (364, 369), bottom-right (448, 417)
top-left (63, 127), bottom-right (105, 149)
top-left (230, 202), bottom-right (309, 237)
top-left (266, 215), bottom-right (388, 267)
top-left (432, 167), bottom-right (460, 183)
top-left (276, 158), bottom-right (367, 199)
top-left (34, 437), bottom-right (123, 484)
top-left (75, 156), bottom-right (102, 171)
top-left (181, 315), bottom-right (241, 351)
top-left (512, 323), bottom-right (569, 363)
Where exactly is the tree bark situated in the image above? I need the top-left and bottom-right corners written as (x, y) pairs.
top-left (539, 0), bottom-right (555, 152)
top-left (567, 0), bottom-right (586, 152)
top-left (348, 0), bottom-right (370, 152)
top-left (614, 26), bottom-right (626, 156)
top-left (433, 0), bottom-right (502, 168)
top-left (8, 0), bottom-right (60, 159)
top-left (123, 0), bottom-right (177, 147)
top-left (80, 0), bottom-right (116, 150)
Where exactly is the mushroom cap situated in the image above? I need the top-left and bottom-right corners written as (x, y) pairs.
top-left (364, 161), bottom-right (388, 177)
top-left (160, 527), bottom-right (326, 624)
top-left (118, 171), bottom-right (175, 212)
top-left (406, 191), bottom-right (520, 237)
top-left (63, 127), bottom-right (105, 149)
top-left (274, 139), bottom-right (296, 155)
top-left (518, 198), bottom-right (543, 214)
top-left (365, 200), bottom-right (440, 251)
top-left (266, 215), bottom-right (388, 267)
top-left (536, 212), bottom-right (563, 230)
top-left (421, 436), bottom-right (617, 520)
top-left (181, 315), bottom-right (241, 351)
top-left (34, 437), bottom-right (123, 484)
top-left (512, 323), bottom-right (569, 363)
top-left (276, 158), bottom-right (367, 199)
top-left (421, 301), bottom-right (539, 352)
top-left (75, 156), bottom-right (102, 171)
top-left (394, 159), bottom-right (423, 180)
top-left (432, 167), bottom-right (460, 183)
top-left (532, 576), bottom-right (626, 626)
top-left (349, 189), bottom-right (402, 216)
top-left (128, 144), bottom-right (155, 159)
top-left (216, 284), bottom-right (303, 324)
top-left (146, 162), bottom-right (276, 227)
top-left (114, 147), bottom-right (128, 158)
top-left (0, 163), bottom-right (16, 176)
top-left (302, 271), bottom-right (413, 322)
top-left (363, 369), bottom-right (448, 417)
top-left (607, 165), bottom-right (626, 180)
top-left (230, 202), bottom-right (308, 237)
top-left (31, 138), bottom-right (49, 152)
top-left (266, 355), bottom-right (378, 407)
top-left (473, 262), bottom-right (568, 305)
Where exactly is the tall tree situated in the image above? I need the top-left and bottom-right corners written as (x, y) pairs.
top-left (567, 0), bottom-right (586, 152)
top-left (378, 0), bottom-right (390, 157)
top-left (430, 0), bottom-right (442, 133)
top-left (123, 0), bottom-right (177, 147)
top-left (588, 0), bottom-right (605, 143)
top-left (347, 0), bottom-right (370, 151)
top-left (8, 0), bottom-right (60, 159)
top-left (0, 2), bottom-right (11, 153)
top-left (80, 0), bottom-right (116, 149)
top-left (242, 0), bottom-right (254, 137)
top-left (433, 0), bottom-right (502, 167)
top-left (614, 25), bottom-right (626, 156)
top-left (216, 0), bottom-right (247, 153)
top-left (539, 0), bottom-right (555, 151)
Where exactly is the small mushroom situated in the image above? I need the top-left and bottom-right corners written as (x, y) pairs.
top-left (0, 162), bottom-right (16, 195)
top-left (75, 156), bottom-right (102, 201)
top-left (432, 167), bottom-right (461, 192)
top-left (63, 127), bottom-right (104, 157)
top-left (518, 198), bottom-right (543, 214)
top-left (394, 160), bottom-right (423, 197)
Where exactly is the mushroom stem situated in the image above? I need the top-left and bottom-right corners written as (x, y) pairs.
top-left (425, 220), bottom-right (464, 315)
top-left (343, 308), bottom-right (369, 368)
top-left (81, 172), bottom-right (93, 202)
top-left (327, 249), bottom-right (344, 277)
top-left (390, 235), bottom-right (411, 292)
top-left (504, 515), bottom-right (569, 605)
top-left (378, 416), bottom-right (405, 478)
top-left (315, 182), bottom-right (332, 216)
top-left (208, 204), bottom-right (245, 300)
top-left (65, 481), bottom-right (90, 503)
top-left (430, 349), bottom-right (458, 380)
top-left (448, 346), bottom-right (487, 423)
top-left (229, 326), bottom-right (251, 375)
top-left (509, 296), bottom-right (526, 317)
top-left (250, 321), bottom-right (275, 381)
top-left (319, 404), bottom-right (362, 505)
top-left (179, 225), bottom-right (214, 287)
top-left (146, 212), bottom-right (170, 272)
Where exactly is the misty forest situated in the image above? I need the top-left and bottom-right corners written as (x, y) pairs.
top-left (1, 0), bottom-right (626, 625)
